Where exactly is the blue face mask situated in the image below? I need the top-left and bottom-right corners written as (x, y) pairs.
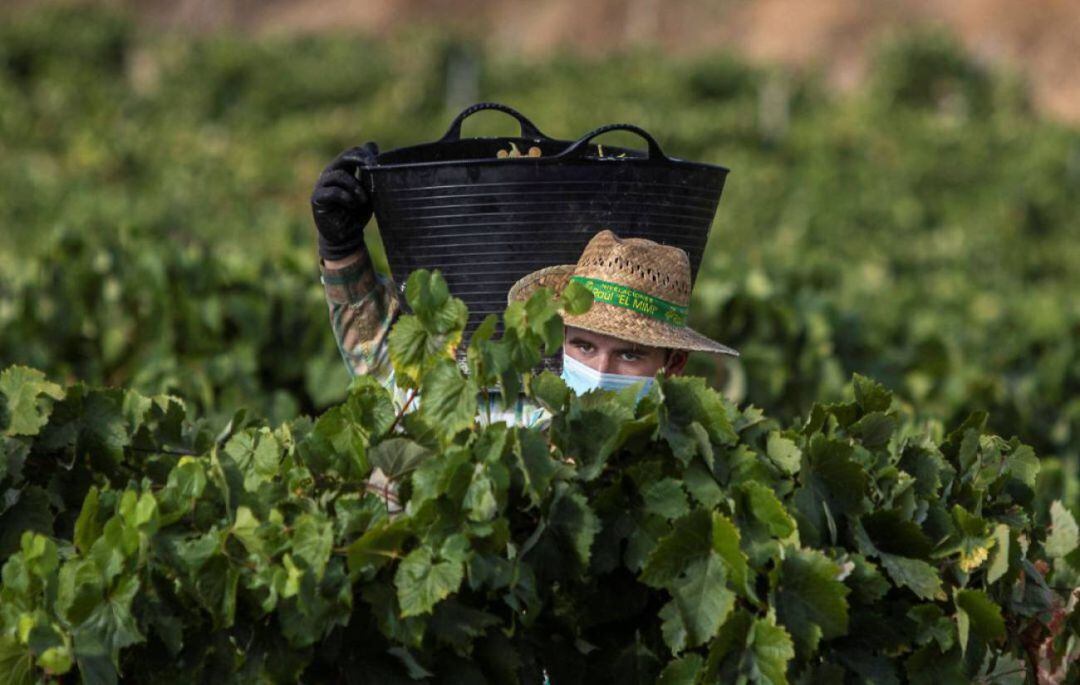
top-left (560, 351), bottom-right (655, 400)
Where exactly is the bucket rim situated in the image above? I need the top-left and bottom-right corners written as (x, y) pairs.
top-left (367, 137), bottom-right (731, 175)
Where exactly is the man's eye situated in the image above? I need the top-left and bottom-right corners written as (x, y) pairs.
top-left (620, 352), bottom-right (641, 362)
top-left (574, 342), bottom-right (594, 353)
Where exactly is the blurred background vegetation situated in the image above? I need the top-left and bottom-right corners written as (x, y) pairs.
top-left (0, 4), bottom-right (1078, 509)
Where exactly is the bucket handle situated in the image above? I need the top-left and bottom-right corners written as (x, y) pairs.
top-left (553, 123), bottom-right (670, 162)
top-left (438, 102), bottom-right (550, 142)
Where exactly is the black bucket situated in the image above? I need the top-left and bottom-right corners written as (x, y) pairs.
top-left (363, 103), bottom-right (729, 334)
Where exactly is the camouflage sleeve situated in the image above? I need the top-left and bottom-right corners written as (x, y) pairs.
top-left (320, 252), bottom-right (401, 390)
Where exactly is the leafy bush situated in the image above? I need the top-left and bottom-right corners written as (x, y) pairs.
top-left (0, 225), bottom-right (344, 425)
top-left (2, 7), bottom-right (1079, 482)
top-left (1, 273), bottom-right (1077, 683)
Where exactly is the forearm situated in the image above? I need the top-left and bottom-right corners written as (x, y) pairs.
top-left (320, 247), bottom-right (400, 387)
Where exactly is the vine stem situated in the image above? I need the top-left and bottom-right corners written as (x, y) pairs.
top-left (974, 666), bottom-right (1029, 683)
top-left (127, 445), bottom-right (200, 457)
top-left (387, 388), bottom-right (418, 434)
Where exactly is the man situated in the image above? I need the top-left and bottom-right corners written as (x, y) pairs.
top-left (312, 145), bottom-right (738, 426)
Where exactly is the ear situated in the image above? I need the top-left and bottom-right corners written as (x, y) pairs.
top-left (664, 350), bottom-right (689, 376)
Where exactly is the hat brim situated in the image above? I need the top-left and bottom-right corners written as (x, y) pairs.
top-left (508, 265), bottom-right (739, 357)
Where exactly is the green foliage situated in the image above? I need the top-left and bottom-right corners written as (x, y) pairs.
top-left (1, 271), bottom-right (1077, 682)
top-left (0, 6), bottom-right (1078, 681)
top-left (1, 6), bottom-right (1079, 495)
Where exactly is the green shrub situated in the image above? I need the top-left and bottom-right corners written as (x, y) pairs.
top-left (2, 7), bottom-right (1079, 479)
top-left (1, 272), bottom-right (1076, 683)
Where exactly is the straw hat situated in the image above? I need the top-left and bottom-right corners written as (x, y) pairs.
top-left (507, 230), bottom-right (738, 356)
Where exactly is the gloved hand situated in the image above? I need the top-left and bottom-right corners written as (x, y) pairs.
top-left (311, 142), bottom-right (379, 261)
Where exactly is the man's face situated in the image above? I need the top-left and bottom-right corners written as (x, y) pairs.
top-left (563, 326), bottom-right (688, 377)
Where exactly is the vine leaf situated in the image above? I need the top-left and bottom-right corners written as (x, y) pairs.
top-left (1045, 501), bottom-right (1079, 559)
top-left (775, 548), bottom-right (850, 658)
top-left (954, 588), bottom-right (1005, 653)
top-left (419, 359), bottom-right (478, 439)
top-left (395, 544), bottom-right (465, 618)
top-left (0, 366), bottom-right (64, 437)
top-left (879, 554), bottom-right (944, 601)
top-left (661, 552), bottom-right (735, 653)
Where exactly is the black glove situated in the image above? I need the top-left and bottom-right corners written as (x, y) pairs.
top-left (311, 142), bottom-right (379, 261)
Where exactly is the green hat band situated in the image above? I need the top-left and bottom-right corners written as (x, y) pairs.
top-left (569, 276), bottom-right (688, 327)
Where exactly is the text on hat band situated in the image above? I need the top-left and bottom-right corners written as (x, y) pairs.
top-left (569, 276), bottom-right (688, 327)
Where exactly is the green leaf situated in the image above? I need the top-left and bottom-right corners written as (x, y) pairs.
top-left (419, 359), bottom-right (478, 438)
top-left (168, 457), bottom-right (207, 499)
top-left (388, 315), bottom-right (455, 388)
top-left (905, 646), bottom-right (967, 685)
top-left (532, 304), bottom-right (565, 355)
top-left (0, 636), bottom-right (33, 685)
top-left (395, 545), bottom-right (465, 618)
top-left (643, 478), bottom-right (691, 520)
top-left (983, 653), bottom-right (1027, 685)
top-left (684, 462), bottom-right (724, 509)
top-left (879, 553), bottom-right (944, 600)
top-left (657, 653), bottom-right (704, 685)
top-left (898, 444), bottom-right (951, 498)
top-left (292, 513), bottom-right (333, 580)
top-left (766, 432), bottom-right (801, 475)
top-left (861, 509), bottom-right (933, 558)
top-left (1004, 443), bottom-right (1039, 489)
top-left (642, 509), bottom-right (712, 588)
top-left (792, 436), bottom-right (867, 546)
top-left (934, 505), bottom-right (994, 572)
top-left (742, 481), bottom-right (797, 539)
top-left (775, 548), bottom-right (850, 657)
top-left (37, 645), bottom-right (73, 675)
top-left (907, 604), bottom-right (956, 652)
top-left (370, 438), bottom-right (432, 480)
top-left (712, 512), bottom-right (754, 601)
top-left (846, 553), bottom-right (890, 604)
top-left (428, 600), bottom-right (501, 653)
top-left (658, 376), bottom-right (736, 464)
top-left (389, 271), bottom-right (467, 386)
top-left (954, 589), bottom-right (1005, 646)
top-left (985, 524), bottom-right (1012, 584)
top-left (119, 491), bottom-right (159, 535)
top-left (347, 517), bottom-right (412, 576)
top-left (706, 611), bottom-right (795, 685)
top-left (37, 386), bottom-right (130, 471)
top-left (73, 574), bottom-right (145, 663)
top-left (548, 485), bottom-right (600, 571)
top-left (850, 411), bottom-right (896, 448)
top-left (560, 279), bottom-right (594, 315)
top-left (73, 481), bottom-right (102, 553)
top-left (224, 428), bottom-right (281, 490)
top-left (406, 269), bottom-right (468, 335)
top-left (661, 552), bottom-right (735, 653)
top-left (464, 464), bottom-right (499, 522)
top-left (748, 616), bottom-right (796, 685)
top-left (192, 555), bottom-right (239, 628)
top-left (531, 370), bottom-right (570, 411)
top-left (555, 391), bottom-right (635, 481)
top-left (0, 366), bottom-right (64, 436)
top-left (1045, 501), bottom-right (1079, 559)
top-left (309, 375), bottom-right (395, 477)
top-left (853, 374), bottom-right (892, 412)
top-left (515, 428), bottom-right (558, 507)
top-left (21, 532), bottom-right (58, 577)
top-left (57, 558), bottom-right (105, 625)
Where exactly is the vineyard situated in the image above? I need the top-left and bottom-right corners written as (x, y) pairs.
top-left (1, 4), bottom-right (1079, 682)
